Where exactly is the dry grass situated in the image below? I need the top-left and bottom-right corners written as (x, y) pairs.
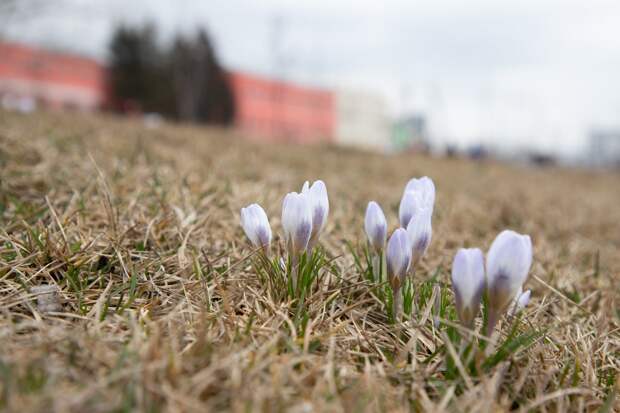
top-left (0, 110), bottom-right (619, 412)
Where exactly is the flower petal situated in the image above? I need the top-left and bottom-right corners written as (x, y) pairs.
top-left (398, 190), bottom-right (418, 227)
top-left (406, 205), bottom-right (433, 265)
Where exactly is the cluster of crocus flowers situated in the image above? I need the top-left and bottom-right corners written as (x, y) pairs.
top-left (451, 230), bottom-right (533, 335)
top-left (399, 176), bottom-right (435, 272)
top-left (240, 180), bottom-right (329, 288)
top-left (364, 176), bottom-right (436, 319)
top-left (241, 175), bottom-right (535, 333)
top-left (282, 180), bottom-right (329, 257)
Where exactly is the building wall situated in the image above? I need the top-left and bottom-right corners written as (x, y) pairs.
top-left (229, 72), bottom-right (334, 144)
top-left (589, 130), bottom-right (620, 167)
top-left (0, 42), bottom-right (107, 111)
top-left (1, 43), bottom-right (397, 153)
top-left (334, 89), bottom-right (390, 152)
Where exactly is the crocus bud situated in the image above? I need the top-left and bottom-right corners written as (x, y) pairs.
top-left (406, 205), bottom-right (433, 267)
top-left (387, 228), bottom-right (411, 320)
top-left (282, 192), bottom-right (313, 256)
top-left (386, 228), bottom-right (411, 291)
top-left (399, 176), bottom-right (435, 227)
top-left (404, 176), bottom-right (436, 213)
top-left (516, 289), bottom-right (531, 312)
top-left (301, 180), bottom-right (329, 249)
top-left (451, 248), bottom-right (485, 327)
top-left (486, 230), bottom-right (533, 334)
top-left (240, 203), bottom-right (272, 253)
top-left (365, 201), bottom-right (387, 253)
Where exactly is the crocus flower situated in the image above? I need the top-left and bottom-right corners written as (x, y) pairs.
top-left (405, 176), bottom-right (435, 211)
top-left (486, 230), bottom-right (533, 335)
top-left (386, 228), bottom-right (411, 319)
top-left (301, 180), bottom-right (329, 250)
top-left (512, 288), bottom-right (531, 314)
top-left (282, 192), bottom-right (313, 256)
top-left (365, 201), bottom-right (387, 253)
top-left (240, 203), bottom-right (272, 253)
top-left (399, 176), bottom-right (435, 227)
top-left (387, 228), bottom-right (411, 289)
top-left (451, 248), bottom-right (486, 327)
top-left (406, 205), bottom-right (433, 268)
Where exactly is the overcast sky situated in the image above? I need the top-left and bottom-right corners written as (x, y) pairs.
top-left (4, 0), bottom-right (620, 156)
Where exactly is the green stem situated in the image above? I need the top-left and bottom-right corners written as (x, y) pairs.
top-left (393, 288), bottom-right (402, 322)
top-left (371, 254), bottom-right (380, 283)
top-left (291, 253), bottom-right (299, 292)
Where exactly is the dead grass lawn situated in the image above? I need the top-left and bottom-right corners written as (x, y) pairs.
top-left (0, 111), bottom-right (619, 412)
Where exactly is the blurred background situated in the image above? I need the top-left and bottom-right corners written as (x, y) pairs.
top-left (1, 0), bottom-right (619, 167)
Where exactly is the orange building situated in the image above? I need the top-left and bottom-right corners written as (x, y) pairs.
top-left (0, 42), bottom-right (335, 143)
top-left (229, 72), bottom-right (334, 144)
top-left (0, 42), bottom-right (107, 111)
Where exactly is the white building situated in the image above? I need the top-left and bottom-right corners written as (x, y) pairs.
top-left (589, 130), bottom-right (620, 167)
top-left (334, 89), bottom-right (391, 152)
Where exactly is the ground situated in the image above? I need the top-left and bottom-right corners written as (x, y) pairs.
top-left (0, 111), bottom-right (619, 412)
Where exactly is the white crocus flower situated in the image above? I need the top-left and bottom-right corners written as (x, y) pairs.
top-left (364, 201), bottom-right (387, 253)
top-left (301, 180), bottom-right (329, 250)
top-left (240, 203), bottom-right (272, 254)
top-left (386, 228), bottom-right (412, 319)
top-left (451, 248), bottom-right (486, 327)
top-left (282, 192), bottom-right (313, 256)
top-left (511, 288), bottom-right (532, 315)
top-left (406, 204), bottom-right (433, 269)
top-left (365, 201), bottom-right (388, 283)
top-left (517, 289), bottom-right (531, 310)
top-left (399, 176), bottom-right (435, 227)
top-left (485, 230), bottom-right (533, 335)
top-left (404, 176), bottom-right (435, 211)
